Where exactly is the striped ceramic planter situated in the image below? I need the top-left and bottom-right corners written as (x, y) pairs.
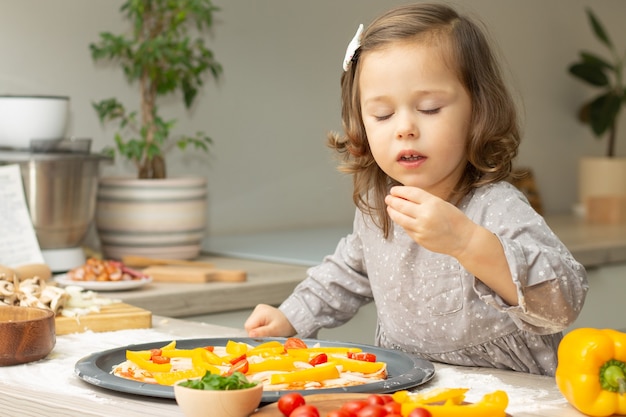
top-left (95, 177), bottom-right (208, 260)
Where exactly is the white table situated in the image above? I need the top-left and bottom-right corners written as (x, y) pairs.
top-left (0, 316), bottom-right (587, 417)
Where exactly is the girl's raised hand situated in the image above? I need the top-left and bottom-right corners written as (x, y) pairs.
top-left (385, 186), bottom-right (477, 257)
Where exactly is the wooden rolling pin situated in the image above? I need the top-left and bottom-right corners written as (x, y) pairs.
top-left (142, 266), bottom-right (247, 283)
top-left (121, 255), bottom-right (215, 269)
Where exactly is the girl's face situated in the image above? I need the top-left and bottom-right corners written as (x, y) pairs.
top-left (359, 40), bottom-right (472, 201)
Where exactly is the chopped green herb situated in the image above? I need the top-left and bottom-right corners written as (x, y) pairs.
top-left (177, 371), bottom-right (257, 391)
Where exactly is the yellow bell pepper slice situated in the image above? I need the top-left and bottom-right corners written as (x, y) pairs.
top-left (270, 362), bottom-right (340, 385)
top-left (556, 328), bottom-right (626, 417)
top-left (160, 348), bottom-right (198, 358)
top-left (126, 350), bottom-right (172, 373)
top-left (328, 355), bottom-right (385, 374)
top-left (226, 340), bottom-right (249, 356)
top-left (160, 340), bottom-right (177, 350)
top-left (153, 368), bottom-right (205, 386)
top-left (393, 388), bottom-right (468, 405)
top-left (398, 389), bottom-right (508, 417)
top-left (191, 350), bottom-right (223, 375)
top-left (247, 346), bottom-right (287, 357)
top-left (249, 340), bottom-right (284, 351)
top-left (248, 357), bottom-right (297, 373)
top-left (194, 347), bottom-right (229, 366)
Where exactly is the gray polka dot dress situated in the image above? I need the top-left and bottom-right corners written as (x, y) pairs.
top-left (279, 182), bottom-right (588, 376)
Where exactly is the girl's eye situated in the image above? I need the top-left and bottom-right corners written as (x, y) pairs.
top-left (374, 114), bottom-right (393, 121)
top-left (420, 108), bottom-right (440, 115)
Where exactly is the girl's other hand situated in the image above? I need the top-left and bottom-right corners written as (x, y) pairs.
top-left (244, 303), bottom-right (297, 338)
top-left (385, 185), bottom-right (476, 258)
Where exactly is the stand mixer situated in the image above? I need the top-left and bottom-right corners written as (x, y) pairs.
top-left (0, 95), bottom-right (110, 272)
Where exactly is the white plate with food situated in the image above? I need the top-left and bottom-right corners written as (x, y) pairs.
top-left (54, 274), bottom-right (153, 291)
top-left (54, 258), bottom-right (153, 291)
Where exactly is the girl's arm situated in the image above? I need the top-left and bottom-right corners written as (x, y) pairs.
top-left (386, 183), bottom-right (588, 332)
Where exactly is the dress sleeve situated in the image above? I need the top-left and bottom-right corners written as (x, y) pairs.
top-left (279, 212), bottom-right (374, 338)
top-left (472, 184), bottom-right (589, 334)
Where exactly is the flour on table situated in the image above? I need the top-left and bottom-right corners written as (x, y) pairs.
top-left (422, 367), bottom-right (568, 414)
top-left (0, 328), bottom-right (182, 403)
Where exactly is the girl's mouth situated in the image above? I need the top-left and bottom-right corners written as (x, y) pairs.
top-left (399, 154), bottom-right (424, 161)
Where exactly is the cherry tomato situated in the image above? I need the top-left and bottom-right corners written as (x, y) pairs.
top-left (277, 392), bottom-right (306, 417)
top-left (379, 395), bottom-right (394, 404)
top-left (407, 408), bottom-right (432, 417)
top-left (340, 400), bottom-right (368, 415)
top-left (309, 353), bottom-right (328, 366)
top-left (285, 337), bottom-right (308, 349)
top-left (202, 345), bottom-right (214, 352)
top-left (150, 355), bottom-right (170, 364)
top-left (382, 401), bottom-right (401, 415)
top-left (365, 394), bottom-right (385, 406)
top-left (327, 410), bottom-right (351, 417)
top-left (347, 352), bottom-right (377, 362)
top-left (149, 348), bottom-right (163, 357)
top-left (289, 404), bottom-right (320, 417)
top-left (355, 404), bottom-right (386, 417)
top-left (225, 358), bottom-right (249, 375)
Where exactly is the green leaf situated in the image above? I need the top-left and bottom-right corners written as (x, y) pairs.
top-left (569, 62), bottom-right (609, 87)
top-left (586, 8), bottom-right (613, 49)
top-left (580, 52), bottom-right (614, 72)
top-left (178, 371), bottom-right (256, 391)
top-left (588, 92), bottom-right (622, 136)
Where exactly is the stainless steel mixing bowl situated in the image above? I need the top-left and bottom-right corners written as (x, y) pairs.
top-left (0, 151), bottom-right (110, 249)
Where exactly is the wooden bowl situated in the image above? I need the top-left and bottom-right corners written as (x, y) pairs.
top-left (174, 382), bottom-right (263, 417)
top-left (0, 306), bottom-right (56, 366)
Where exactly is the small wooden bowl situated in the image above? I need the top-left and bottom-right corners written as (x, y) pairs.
top-left (174, 382), bottom-right (263, 417)
top-left (0, 306), bottom-right (56, 366)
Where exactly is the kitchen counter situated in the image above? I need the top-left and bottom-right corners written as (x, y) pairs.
top-left (110, 257), bottom-right (308, 318)
top-left (203, 214), bottom-right (626, 268)
top-left (546, 214), bottom-right (626, 267)
top-left (0, 316), bottom-right (590, 417)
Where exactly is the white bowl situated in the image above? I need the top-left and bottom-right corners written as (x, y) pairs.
top-left (174, 382), bottom-right (263, 417)
top-left (0, 95), bottom-right (69, 149)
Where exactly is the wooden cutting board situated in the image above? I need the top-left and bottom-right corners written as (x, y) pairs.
top-left (55, 303), bottom-right (152, 335)
top-left (252, 393), bottom-right (370, 416)
top-left (142, 266), bottom-right (247, 283)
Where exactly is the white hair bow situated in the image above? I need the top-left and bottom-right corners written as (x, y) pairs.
top-left (342, 24), bottom-right (364, 71)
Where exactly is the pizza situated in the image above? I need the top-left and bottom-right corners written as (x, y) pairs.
top-left (111, 337), bottom-right (387, 391)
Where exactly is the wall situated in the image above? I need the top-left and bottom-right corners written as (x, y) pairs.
top-left (1, 0), bottom-right (625, 237)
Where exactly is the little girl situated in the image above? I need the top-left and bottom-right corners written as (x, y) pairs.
top-left (244, 2), bottom-right (588, 376)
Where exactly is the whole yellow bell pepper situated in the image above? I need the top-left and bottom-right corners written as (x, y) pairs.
top-left (555, 328), bottom-right (626, 417)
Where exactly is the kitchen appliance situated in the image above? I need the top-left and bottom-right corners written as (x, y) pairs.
top-left (0, 95), bottom-right (69, 149)
top-left (0, 143), bottom-right (110, 272)
top-left (0, 95), bottom-right (110, 272)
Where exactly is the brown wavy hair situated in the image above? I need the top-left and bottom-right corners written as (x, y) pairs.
top-left (328, 3), bottom-right (520, 238)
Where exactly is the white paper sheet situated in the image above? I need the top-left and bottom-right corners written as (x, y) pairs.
top-left (0, 164), bottom-right (45, 267)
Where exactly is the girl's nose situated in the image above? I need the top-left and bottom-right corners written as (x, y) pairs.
top-left (395, 110), bottom-right (418, 139)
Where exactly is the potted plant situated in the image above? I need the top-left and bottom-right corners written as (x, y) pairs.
top-left (568, 8), bottom-right (626, 223)
top-left (90, 0), bottom-right (222, 259)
